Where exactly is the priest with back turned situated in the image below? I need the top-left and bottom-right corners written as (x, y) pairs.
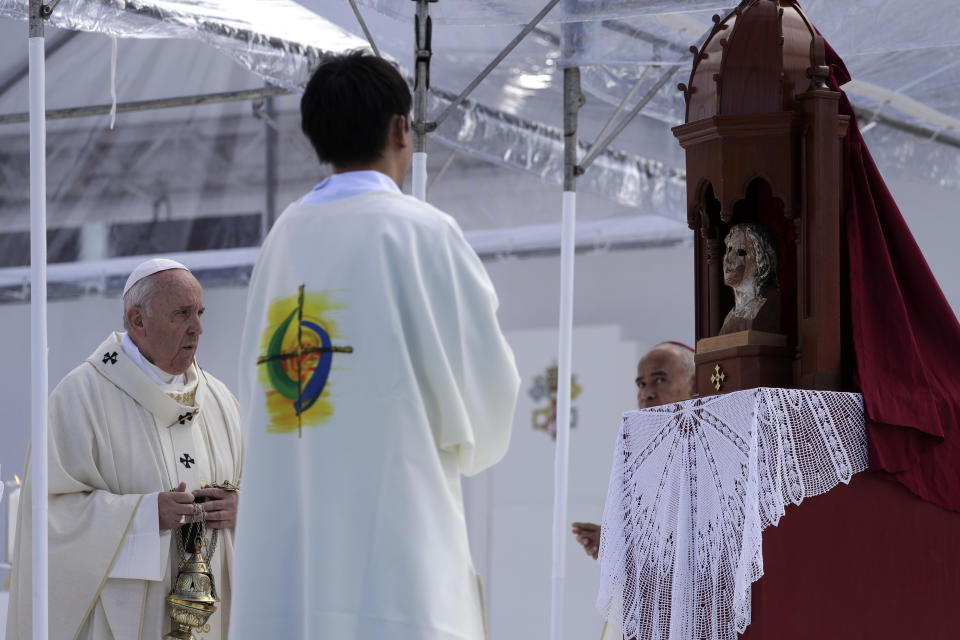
top-left (6, 259), bottom-right (243, 640)
top-left (230, 51), bottom-right (521, 640)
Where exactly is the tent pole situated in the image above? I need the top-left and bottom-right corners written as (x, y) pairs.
top-left (0, 86), bottom-right (292, 126)
top-left (348, 0), bottom-right (381, 58)
top-left (431, 0), bottom-right (560, 128)
top-left (28, 1), bottom-right (49, 639)
top-left (263, 91), bottom-right (277, 237)
top-left (551, 62), bottom-right (583, 640)
top-left (578, 65), bottom-right (679, 173)
top-left (411, 0), bottom-right (435, 200)
top-left (426, 147), bottom-right (456, 196)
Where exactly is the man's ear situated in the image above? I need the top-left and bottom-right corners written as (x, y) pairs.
top-left (126, 305), bottom-right (146, 335)
top-left (392, 114), bottom-right (410, 149)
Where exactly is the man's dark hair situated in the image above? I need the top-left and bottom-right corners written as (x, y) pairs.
top-left (300, 50), bottom-right (412, 167)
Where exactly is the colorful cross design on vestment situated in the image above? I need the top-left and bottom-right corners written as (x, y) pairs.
top-left (256, 284), bottom-right (353, 437)
top-left (180, 453), bottom-right (195, 469)
top-left (102, 351), bottom-right (118, 365)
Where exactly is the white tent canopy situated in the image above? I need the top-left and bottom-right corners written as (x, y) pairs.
top-left (2, 0), bottom-right (958, 268)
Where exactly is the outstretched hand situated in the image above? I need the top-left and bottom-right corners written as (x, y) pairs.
top-left (158, 482), bottom-right (195, 531)
top-left (571, 521), bottom-right (601, 559)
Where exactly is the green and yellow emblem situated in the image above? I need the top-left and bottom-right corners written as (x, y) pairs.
top-left (256, 285), bottom-right (353, 435)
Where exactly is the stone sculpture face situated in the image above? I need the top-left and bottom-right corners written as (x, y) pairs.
top-left (722, 228), bottom-right (752, 287)
top-left (718, 223), bottom-right (780, 335)
top-left (723, 224), bottom-right (777, 291)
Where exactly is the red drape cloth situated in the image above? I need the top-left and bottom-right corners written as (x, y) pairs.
top-left (827, 42), bottom-right (960, 512)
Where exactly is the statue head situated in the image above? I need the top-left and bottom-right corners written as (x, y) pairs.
top-left (722, 223), bottom-right (778, 292)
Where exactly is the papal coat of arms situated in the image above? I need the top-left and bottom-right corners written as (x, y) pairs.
top-left (529, 364), bottom-right (582, 440)
top-left (257, 285), bottom-right (353, 436)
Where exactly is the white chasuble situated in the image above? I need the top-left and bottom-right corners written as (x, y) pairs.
top-left (231, 190), bottom-right (520, 640)
top-left (6, 333), bottom-right (243, 640)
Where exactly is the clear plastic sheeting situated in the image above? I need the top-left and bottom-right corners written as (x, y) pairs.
top-left (350, 0), bottom-right (734, 26)
top-left (860, 125), bottom-right (960, 192)
top-left (0, 21), bottom-right (682, 290)
top-left (551, 0), bottom-right (960, 133)
top-left (802, 0), bottom-right (960, 58)
top-left (556, 10), bottom-right (724, 66)
top-left (0, 0), bottom-right (367, 89)
top-left (1, 1), bottom-right (957, 188)
top-left (579, 64), bottom-right (687, 125)
top-left (428, 86), bottom-right (687, 213)
top-left (309, 4), bottom-right (691, 192)
top-left (1, 0), bottom-right (959, 288)
top-left (0, 29), bottom-right (322, 264)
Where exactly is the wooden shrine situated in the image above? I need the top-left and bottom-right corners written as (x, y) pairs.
top-left (672, 0), bottom-right (855, 397)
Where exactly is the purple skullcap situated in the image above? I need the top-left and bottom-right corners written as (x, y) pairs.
top-left (664, 340), bottom-right (695, 352)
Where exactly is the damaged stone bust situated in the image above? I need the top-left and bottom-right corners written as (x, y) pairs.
top-left (720, 222), bottom-right (781, 335)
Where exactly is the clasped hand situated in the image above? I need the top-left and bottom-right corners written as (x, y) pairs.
top-left (158, 481), bottom-right (239, 531)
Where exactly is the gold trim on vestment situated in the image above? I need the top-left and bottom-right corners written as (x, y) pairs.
top-left (71, 494), bottom-right (146, 640)
top-left (153, 414), bottom-right (176, 490)
top-left (201, 368), bottom-right (244, 483)
top-left (166, 386), bottom-right (198, 409)
top-left (476, 573), bottom-right (489, 640)
top-left (199, 411), bottom-right (219, 483)
top-left (138, 580), bottom-right (149, 640)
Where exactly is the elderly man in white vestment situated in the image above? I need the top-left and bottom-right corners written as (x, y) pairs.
top-left (6, 259), bottom-right (243, 640)
top-left (230, 51), bottom-right (520, 640)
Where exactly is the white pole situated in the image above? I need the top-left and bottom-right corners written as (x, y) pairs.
top-left (550, 62), bottom-right (582, 640)
top-left (412, 151), bottom-right (427, 201)
top-left (28, 1), bottom-right (49, 638)
top-left (550, 190), bottom-right (576, 640)
top-left (412, 0), bottom-right (430, 202)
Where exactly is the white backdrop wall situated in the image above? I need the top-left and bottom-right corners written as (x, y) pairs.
top-left (465, 324), bottom-right (644, 639)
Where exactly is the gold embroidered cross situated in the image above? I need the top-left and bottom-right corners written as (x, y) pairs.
top-left (710, 364), bottom-right (727, 391)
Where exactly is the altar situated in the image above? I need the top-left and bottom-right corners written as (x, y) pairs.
top-left (597, 390), bottom-right (960, 640)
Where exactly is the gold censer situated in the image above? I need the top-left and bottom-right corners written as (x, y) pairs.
top-left (164, 514), bottom-right (219, 638)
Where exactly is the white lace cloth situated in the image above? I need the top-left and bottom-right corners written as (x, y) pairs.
top-left (596, 388), bottom-right (867, 640)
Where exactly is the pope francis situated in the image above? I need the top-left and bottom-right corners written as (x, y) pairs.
top-left (5, 259), bottom-right (243, 640)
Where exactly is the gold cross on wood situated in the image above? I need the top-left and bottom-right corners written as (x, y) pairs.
top-left (710, 364), bottom-right (726, 391)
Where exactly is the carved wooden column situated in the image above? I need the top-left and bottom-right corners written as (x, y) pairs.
top-left (795, 35), bottom-right (848, 389)
top-left (705, 232), bottom-right (725, 337)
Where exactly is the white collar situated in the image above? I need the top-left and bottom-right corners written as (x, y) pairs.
top-left (121, 332), bottom-right (195, 389)
top-left (300, 170), bottom-right (401, 206)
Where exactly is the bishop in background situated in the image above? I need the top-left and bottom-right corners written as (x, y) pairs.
top-left (6, 259), bottom-right (243, 640)
top-left (231, 51), bottom-right (520, 639)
